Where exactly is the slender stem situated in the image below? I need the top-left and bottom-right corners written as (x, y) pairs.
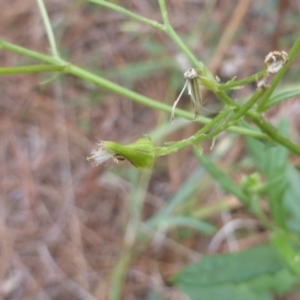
top-left (157, 0), bottom-right (169, 25)
top-left (257, 35), bottom-right (300, 112)
top-left (217, 88), bottom-right (300, 156)
top-left (109, 248), bottom-right (131, 300)
top-left (195, 107), bottom-right (233, 139)
top-left (218, 70), bottom-right (266, 91)
top-left (205, 89), bottom-right (264, 139)
top-left (0, 39), bottom-right (270, 140)
top-left (89, 0), bottom-right (212, 77)
top-left (249, 194), bottom-right (273, 230)
top-left (109, 171), bottom-right (150, 300)
top-left (228, 89), bottom-right (264, 123)
top-left (0, 65), bottom-right (65, 75)
top-left (89, 0), bottom-right (206, 72)
top-left (249, 112), bottom-right (300, 157)
top-left (1, 41), bottom-right (299, 156)
top-left (0, 40), bottom-right (65, 65)
top-left (68, 64), bottom-right (200, 118)
top-left (36, 0), bottom-right (59, 58)
top-left (168, 26), bottom-right (205, 71)
top-left (89, 0), bottom-right (165, 30)
top-left (156, 106), bottom-right (233, 156)
top-left (157, 0), bottom-right (212, 76)
top-left (68, 64), bottom-right (265, 138)
top-left (217, 90), bottom-right (237, 107)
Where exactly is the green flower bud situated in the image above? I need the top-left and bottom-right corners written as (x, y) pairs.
top-left (87, 136), bottom-right (156, 168)
top-left (241, 172), bottom-right (263, 196)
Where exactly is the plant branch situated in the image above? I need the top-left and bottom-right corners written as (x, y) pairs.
top-left (162, 82), bottom-right (288, 158)
top-left (0, 65), bottom-right (65, 75)
top-left (249, 112), bottom-right (300, 157)
top-left (216, 89), bottom-right (300, 156)
top-left (0, 39), bottom-right (65, 65)
top-left (156, 106), bottom-right (233, 156)
top-left (218, 70), bottom-right (266, 91)
top-left (89, 0), bottom-right (165, 30)
top-left (0, 39), bottom-right (272, 142)
top-left (206, 88), bottom-right (265, 139)
top-left (36, 0), bottom-right (59, 58)
top-left (158, 0), bottom-right (211, 74)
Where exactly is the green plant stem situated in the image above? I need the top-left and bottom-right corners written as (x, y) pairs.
top-left (0, 40), bottom-right (65, 65)
top-left (109, 247), bottom-right (132, 300)
top-left (109, 171), bottom-right (150, 300)
top-left (1, 39), bottom-right (294, 147)
top-left (249, 195), bottom-right (273, 230)
top-left (194, 107), bottom-right (233, 140)
top-left (69, 65), bottom-right (261, 138)
top-left (216, 89), bottom-right (300, 156)
top-left (216, 90), bottom-right (236, 107)
top-left (158, 0), bottom-right (210, 74)
top-left (249, 112), bottom-right (300, 157)
top-left (231, 89), bottom-right (265, 121)
top-left (156, 106), bottom-right (233, 156)
top-left (90, 0), bottom-right (209, 74)
top-left (257, 35), bottom-right (300, 112)
top-left (218, 70), bottom-right (266, 91)
top-left (0, 65), bottom-right (65, 75)
top-left (36, 0), bottom-right (59, 58)
top-left (0, 39), bottom-right (266, 138)
top-left (169, 25), bottom-right (206, 72)
top-left (89, 0), bottom-right (165, 30)
top-left (156, 89), bottom-right (264, 156)
top-left (206, 89), bottom-right (265, 139)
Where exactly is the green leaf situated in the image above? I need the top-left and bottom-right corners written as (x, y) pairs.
top-left (172, 244), bottom-right (283, 286)
top-left (196, 154), bottom-right (248, 203)
top-left (264, 86), bottom-right (300, 110)
top-left (246, 120), bottom-right (289, 228)
top-left (271, 229), bottom-right (300, 277)
top-left (172, 244), bottom-right (287, 300)
top-left (156, 216), bottom-right (215, 235)
top-left (283, 165), bottom-right (300, 234)
top-left (177, 284), bottom-right (271, 300)
top-left (146, 167), bottom-right (214, 235)
top-left (247, 269), bottom-right (298, 295)
top-left (149, 167), bottom-right (205, 219)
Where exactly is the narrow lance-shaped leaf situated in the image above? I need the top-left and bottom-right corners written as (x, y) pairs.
top-left (196, 153), bottom-right (249, 203)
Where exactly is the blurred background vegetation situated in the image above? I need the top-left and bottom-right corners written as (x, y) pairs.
top-left (1, 0), bottom-right (300, 299)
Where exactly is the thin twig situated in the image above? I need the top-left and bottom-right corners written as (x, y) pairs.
top-left (36, 0), bottom-right (59, 58)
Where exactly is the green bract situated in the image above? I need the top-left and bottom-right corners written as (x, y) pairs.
top-left (88, 136), bottom-right (156, 168)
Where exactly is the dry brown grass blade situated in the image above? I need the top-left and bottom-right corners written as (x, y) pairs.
top-left (209, 0), bottom-right (252, 74)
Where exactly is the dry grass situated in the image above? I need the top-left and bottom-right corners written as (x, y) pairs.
top-left (1, 0), bottom-right (300, 299)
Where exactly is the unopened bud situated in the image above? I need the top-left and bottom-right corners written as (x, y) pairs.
top-left (87, 136), bottom-right (156, 168)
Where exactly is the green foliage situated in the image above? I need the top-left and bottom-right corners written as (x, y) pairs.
top-left (146, 167), bottom-right (215, 235)
top-left (271, 229), bottom-right (300, 276)
top-left (1, 1), bottom-right (300, 299)
top-left (246, 121), bottom-right (289, 229)
top-left (284, 165), bottom-right (300, 234)
top-left (265, 86), bottom-right (300, 110)
top-left (172, 244), bottom-right (298, 300)
top-left (191, 121), bottom-right (300, 299)
top-left (196, 153), bottom-right (248, 203)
